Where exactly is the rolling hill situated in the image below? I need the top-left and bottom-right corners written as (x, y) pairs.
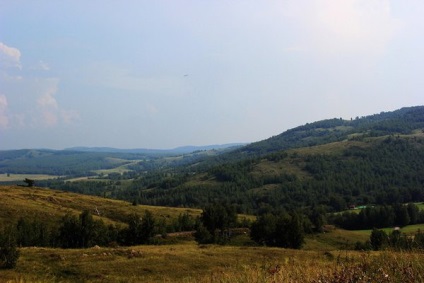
top-left (228, 105), bottom-right (424, 157)
top-left (0, 185), bottom-right (201, 228)
top-left (1, 106), bottom-right (424, 214)
top-left (123, 106), bottom-right (424, 213)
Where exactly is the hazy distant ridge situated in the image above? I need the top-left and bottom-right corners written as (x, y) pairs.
top-left (65, 143), bottom-right (246, 155)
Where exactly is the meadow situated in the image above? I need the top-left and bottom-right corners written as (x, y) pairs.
top-left (0, 174), bottom-right (59, 182)
top-left (1, 242), bottom-right (423, 282)
top-left (0, 186), bottom-right (201, 227)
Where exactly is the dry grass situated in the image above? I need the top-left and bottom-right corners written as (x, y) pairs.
top-left (2, 243), bottom-right (423, 283)
top-left (0, 185), bottom-right (201, 227)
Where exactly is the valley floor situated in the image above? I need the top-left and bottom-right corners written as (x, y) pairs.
top-left (1, 242), bottom-right (423, 283)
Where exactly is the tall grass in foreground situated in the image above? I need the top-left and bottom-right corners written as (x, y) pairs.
top-left (188, 251), bottom-right (424, 283)
top-left (3, 247), bottom-right (424, 283)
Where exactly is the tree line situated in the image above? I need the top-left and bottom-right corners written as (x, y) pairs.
top-left (330, 203), bottom-right (424, 230)
top-left (356, 228), bottom-right (424, 251)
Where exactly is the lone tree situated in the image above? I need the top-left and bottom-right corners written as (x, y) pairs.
top-left (23, 178), bottom-right (35, 187)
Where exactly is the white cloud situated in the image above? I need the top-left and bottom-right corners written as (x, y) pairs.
top-left (0, 94), bottom-right (9, 129)
top-left (0, 42), bottom-right (22, 69)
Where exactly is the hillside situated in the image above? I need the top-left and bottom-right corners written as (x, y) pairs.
top-left (0, 185), bottom-right (201, 228)
top-left (131, 133), bottom-right (424, 213)
top-left (1, 106), bottom-right (424, 214)
top-left (116, 106), bottom-right (424, 212)
top-left (230, 105), bottom-right (424, 157)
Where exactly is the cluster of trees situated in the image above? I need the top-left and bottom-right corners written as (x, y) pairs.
top-left (194, 203), bottom-right (320, 249)
top-left (330, 203), bottom-right (424, 230)
top-left (1, 210), bottom-right (174, 251)
top-left (194, 203), bottom-right (238, 244)
top-left (357, 228), bottom-right (424, 251)
top-left (250, 212), bottom-right (305, 249)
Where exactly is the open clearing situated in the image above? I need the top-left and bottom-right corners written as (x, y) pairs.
top-left (0, 173), bottom-right (59, 182)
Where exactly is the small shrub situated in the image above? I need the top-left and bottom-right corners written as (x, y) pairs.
top-left (0, 243), bottom-right (20, 269)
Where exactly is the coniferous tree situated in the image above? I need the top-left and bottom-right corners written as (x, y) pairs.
top-left (124, 213), bottom-right (143, 245)
top-left (140, 210), bottom-right (155, 244)
top-left (79, 210), bottom-right (100, 248)
top-left (370, 228), bottom-right (388, 251)
top-left (196, 203), bottom-right (237, 244)
top-left (0, 227), bottom-right (20, 269)
top-left (58, 214), bottom-right (81, 248)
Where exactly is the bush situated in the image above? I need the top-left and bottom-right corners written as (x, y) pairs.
top-left (0, 241), bottom-right (20, 269)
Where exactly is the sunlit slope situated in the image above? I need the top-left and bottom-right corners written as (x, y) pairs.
top-left (0, 185), bottom-right (201, 227)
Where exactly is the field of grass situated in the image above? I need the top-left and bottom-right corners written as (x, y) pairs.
top-left (0, 174), bottom-right (59, 182)
top-left (1, 242), bottom-right (423, 282)
top-left (416, 202), bottom-right (424, 210)
top-left (94, 159), bottom-right (143, 175)
top-left (304, 228), bottom-right (369, 250)
top-left (0, 185), bottom-right (201, 227)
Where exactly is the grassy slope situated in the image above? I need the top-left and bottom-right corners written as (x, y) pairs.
top-left (0, 185), bottom-right (201, 227)
top-left (1, 243), bottom-right (423, 283)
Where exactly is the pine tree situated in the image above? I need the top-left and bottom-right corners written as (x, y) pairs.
top-left (0, 228), bottom-right (20, 269)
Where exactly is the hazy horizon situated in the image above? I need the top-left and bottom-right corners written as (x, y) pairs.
top-left (1, 1), bottom-right (424, 150)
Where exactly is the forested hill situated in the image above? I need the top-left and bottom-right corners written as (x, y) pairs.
top-left (120, 106), bottom-right (424, 213)
top-left (3, 106), bottom-right (424, 215)
top-left (231, 106), bottom-right (424, 157)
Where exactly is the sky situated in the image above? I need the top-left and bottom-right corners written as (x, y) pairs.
top-left (1, 1), bottom-right (424, 150)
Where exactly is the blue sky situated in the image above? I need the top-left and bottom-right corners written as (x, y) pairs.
top-left (1, 1), bottom-right (424, 150)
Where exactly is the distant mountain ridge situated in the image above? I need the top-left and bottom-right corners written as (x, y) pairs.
top-left (64, 143), bottom-right (246, 155)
